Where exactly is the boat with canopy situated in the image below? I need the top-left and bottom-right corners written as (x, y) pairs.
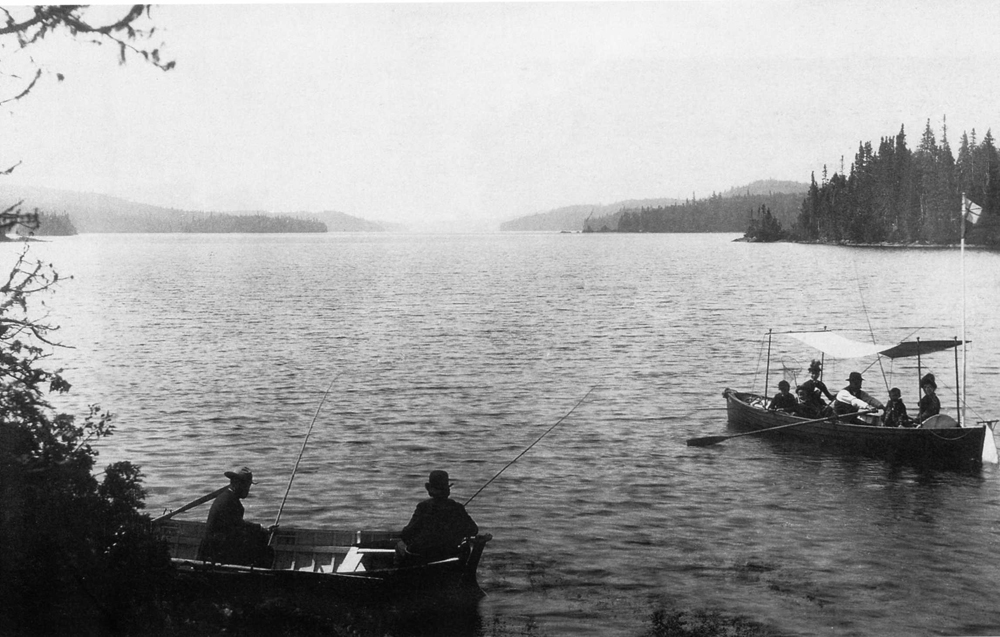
top-left (711, 328), bottom-right (998, 468)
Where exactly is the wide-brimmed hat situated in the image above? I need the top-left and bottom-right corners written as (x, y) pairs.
top-left (224, 467), bottom-right (256, 484)
top-left (921, 373), bottom-right (937, 389)
top-left (426, 470), bottom-right (453, 490)
top-left (847, 372), bottom-right (864, 383)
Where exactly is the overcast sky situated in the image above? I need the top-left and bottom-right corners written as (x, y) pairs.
top-left (4, 1), bottom-right (1000, 231)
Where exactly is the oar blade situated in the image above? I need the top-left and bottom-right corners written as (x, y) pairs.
top-left (686, 435), bottom-right (729, 447)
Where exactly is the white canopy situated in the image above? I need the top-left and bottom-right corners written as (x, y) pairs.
top-left (787, 331), bottom-right (894, 359)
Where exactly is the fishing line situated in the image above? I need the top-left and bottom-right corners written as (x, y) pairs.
top-left (853, 260), bottom-right (889, 394)
top-left (464, 385), bottom-right (598, 506)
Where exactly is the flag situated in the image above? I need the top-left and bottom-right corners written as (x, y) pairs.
top-left (963, 194), bottom-right (983, 225)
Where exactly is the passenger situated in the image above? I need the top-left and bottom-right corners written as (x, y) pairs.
top-left (800, 360), bottom-right (835, 414)
top-left (396, 470), bottom-right (480, 565)
top-left (882, 387), bottom-right (913, 427)
top-left (833, 372), bottom-right (884, 424)
top-left (796, 385), bottom-right (821, 418)
top-left (917, 373), bottom-right (941, 423)
top-left (769, 380), bottom-right (799, 414)
top-left (197, 467), bottom-right (276, 567)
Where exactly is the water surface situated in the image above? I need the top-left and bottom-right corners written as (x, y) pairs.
top-left (28, 232), bottom-right (1000, 636)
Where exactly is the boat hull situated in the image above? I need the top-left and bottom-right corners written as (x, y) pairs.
top-left (155, 519), bottom-right (489, 607)
top-left (723, 388), bottom-right (986, 468)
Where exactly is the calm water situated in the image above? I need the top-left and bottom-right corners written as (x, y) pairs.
top-left (22, 232), bottom-right (1000, 636)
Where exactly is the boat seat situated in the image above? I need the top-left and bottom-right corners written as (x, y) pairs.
top-left (336, 546), bottom-right (365, 573)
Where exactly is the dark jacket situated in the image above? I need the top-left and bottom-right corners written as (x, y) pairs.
top-left (918, 393), bottom-right (941, 422)
top-left (197, 488), bottom-right (271, 566)
top-left (400, 497), bottom-right (479, 558)
top-left (769, 391), bottom-right (798, 413)
top-left (882, 398), bottom-right (910, 427)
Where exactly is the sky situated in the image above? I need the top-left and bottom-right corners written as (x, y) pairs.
top-left (4, 1), bottom-right (1000, 231)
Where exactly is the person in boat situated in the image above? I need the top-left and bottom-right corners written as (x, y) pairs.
top-left (882, 387), bottom-right (913, 427)
top-left (800, 360), bottom-right (835, 413)
top-left (396, 470), bottom-right (480, 565)
top-left (833, 371), bottom-right (884, 424)
top-left (917, 373), bottom-right (941, 423)
top-left (768, 380), bottom-right (799, 414)
top-left (197, 467), bottom-right (275, 567)
top-left (795, 385), bottom-right (821, 418)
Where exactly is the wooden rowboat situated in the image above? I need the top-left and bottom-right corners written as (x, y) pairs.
top-left (155, 519), bottom-right (491, 605)
top-left (723, 388), bottom-right (989, 468)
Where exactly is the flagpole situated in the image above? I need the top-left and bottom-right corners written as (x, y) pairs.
top-left (961, 193), bottom-right (967, 427)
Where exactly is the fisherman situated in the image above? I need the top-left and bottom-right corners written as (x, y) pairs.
top-left (396, 470), bottom-right (481, 565)
top-left (800, 359), bottom-right (835, 412)
top-left (197, 467), bottom-right (276, 567)
top-left (917, 373), bottom-right (941, 423)
top-left (882, 387), bottom-right (913, 427)
top-left (769, 380), bottom-right (799, 414)
top-left (833, 371), bottom-right (884, 424)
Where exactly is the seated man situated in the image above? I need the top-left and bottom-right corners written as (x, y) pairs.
top-left (397, 470), bottom-right (480, 565)
top-left (768, 380), bottom-right (799, 414)
top-left (833, 372), bottom-right (884, 424)
top-left (197, 467), bottom-right (275, 567)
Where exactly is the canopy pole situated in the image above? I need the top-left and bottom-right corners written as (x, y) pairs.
top-left (764, 329), bottom-right (772, 398)
top-left (916, 338), bottom-right (922, 402)
top-left (954, 336), bottom-right (961, 426)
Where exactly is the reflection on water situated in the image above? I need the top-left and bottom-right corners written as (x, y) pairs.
top-left (27, 233), bottom-right (1000, 636)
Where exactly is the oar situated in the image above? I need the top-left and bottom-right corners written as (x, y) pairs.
top-left (686, 409), bottom-right (874, 447)
top-left (150, 486), bottom-right (228, 524)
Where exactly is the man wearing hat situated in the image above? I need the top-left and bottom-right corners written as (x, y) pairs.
top-left (917, 373), bottom-right (941, 423)
top-left (397, 470), bottom-right (480, 565)
top-left (833, 371), bottom-right (884, 423)
top-left (197, 467), bottom-right (274, 567)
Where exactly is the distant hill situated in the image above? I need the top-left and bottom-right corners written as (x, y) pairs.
top-left (500, 181), bottom-right (809, 232)
top-left (0, 185), bottom-right (387, 233)
top-left (720, 179), bottom-right (810, 197)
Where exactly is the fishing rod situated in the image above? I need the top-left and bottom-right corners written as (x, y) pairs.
top-left (271, 373), bottom-right (342, 535)
top-left (464, 385), bottom-right (597, 506)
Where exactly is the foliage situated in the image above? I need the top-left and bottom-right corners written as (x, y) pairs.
top-left (589, 192), bottom-right (803, 233)
top-left (0, 5), bottom-right (174, 236)
top-left (794, 120), bottom-right (1000, 245)
top-left (743, 204), bottom-right (787, 242)
top-left (13, 211), bottom-right (78, 237)
top-left (0, 247), bottom-right (176, 634)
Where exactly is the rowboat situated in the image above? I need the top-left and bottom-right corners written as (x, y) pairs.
top-left (155, 518), bottom-right (491, 606)
top-left (713, 329), bottom-right (998, 468)
top-left (722, 388), bottom-right (989, 467)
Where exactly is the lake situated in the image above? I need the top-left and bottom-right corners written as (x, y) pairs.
top-left (23, 232), bottom-right (1000, 636)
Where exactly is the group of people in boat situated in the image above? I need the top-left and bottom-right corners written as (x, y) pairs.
top-left (196, 466), bottom-right (482, 568)
top-left (768, 359), bottom-right (942, 427)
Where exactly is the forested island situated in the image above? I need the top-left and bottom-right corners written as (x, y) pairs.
top-left (582, 191), bottom-right (803, 233)
top-left (592, 120), bottom-right (1000, 247)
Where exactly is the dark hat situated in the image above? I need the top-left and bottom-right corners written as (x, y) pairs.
top-left (809, 359), bottom-right (823, 373)
top-left (778, 380), bottom-right (790, 390)
top-left (426, 470), bottom-right (453, 490)
top-left (224, 467), bottom-right (256, 484)
top-left (921, 373), bottom-right (937, 389)
top-left (847, 371), bottom-right (864, 383)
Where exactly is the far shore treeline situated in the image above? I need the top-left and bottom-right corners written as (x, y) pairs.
top-left (587, 120), bottom-right (1000, 247)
